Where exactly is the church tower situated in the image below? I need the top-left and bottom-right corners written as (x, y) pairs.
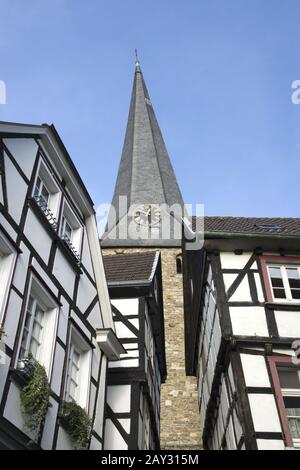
top-left (101, 61), bottom-right (202, 450)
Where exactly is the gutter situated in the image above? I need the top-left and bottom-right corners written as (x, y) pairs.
top-left (204, 231), bottom-right (300, 241)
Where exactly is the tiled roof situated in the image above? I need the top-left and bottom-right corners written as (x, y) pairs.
top-left (103, 251), bottom-right (159, 284)
top-left (192, 216), bottom-right (300, 236)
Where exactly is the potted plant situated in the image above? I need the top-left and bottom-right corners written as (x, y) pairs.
top-left (19, 355), bottom-right (51, 441)
top-left (60, 400), bottom-right (92, 449)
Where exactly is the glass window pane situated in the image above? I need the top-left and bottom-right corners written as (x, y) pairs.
top-left (271, 278), bottom-right (284, 288)
top-left (288, 418), bottom-right (300, 438)
top-left (273, 288), bottom-right (286, 299)
top-left (279, 369), bottom-right (300, 389)
top-left (291, 290), bottom-right (300, 299)
top-left (34, 177), bottom-right (42, 197)
top-left (269, 267), bottom-right (282, 278)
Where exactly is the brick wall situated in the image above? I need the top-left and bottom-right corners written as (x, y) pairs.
top-left (103, 247), bottom-right (202, 450)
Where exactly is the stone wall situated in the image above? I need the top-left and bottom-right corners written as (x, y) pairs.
top-left (102, 247), bottom-right (202, 450)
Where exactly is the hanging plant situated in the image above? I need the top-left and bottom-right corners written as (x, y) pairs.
top-left (60, 400), bottom-right (92, 449)
top-left (20, 356), bottom-right (51, 440)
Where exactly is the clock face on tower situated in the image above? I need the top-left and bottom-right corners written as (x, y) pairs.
top-left (133, 204), bottom-right (161, 227)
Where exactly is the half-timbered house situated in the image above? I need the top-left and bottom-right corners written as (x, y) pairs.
top-left (102, 251), bottom-right (166, 450)
top-left (0, 121), bottom-right (124, 450)
top-left (183, 216), bottom-right (300, 450)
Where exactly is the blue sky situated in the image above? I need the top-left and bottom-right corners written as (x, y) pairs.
top-left (1, 0), bottom-right (300, 217)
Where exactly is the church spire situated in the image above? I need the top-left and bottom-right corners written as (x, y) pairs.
top-left (102, 61), bottom-right (184, 246)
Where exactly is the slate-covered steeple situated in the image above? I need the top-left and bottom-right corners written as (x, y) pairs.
top-left (102, 61), bottom-right (184, 247)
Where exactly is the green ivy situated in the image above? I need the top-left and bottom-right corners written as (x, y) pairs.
top-left (61, 400), bottom-right (92, 449)
top-left (0, 326), bottom-right (6, 340)
top-left (20, 358), bottom-right (51, 440)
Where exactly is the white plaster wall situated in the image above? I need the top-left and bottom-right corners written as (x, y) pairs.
top-left (241, 354), bottom-right (270, 387)
top-left (41, 397), bottom-right (58, 450)
top-left (224, 275), bottom-right (252, 302)
top-left (0, 350), bottom-right (10, 403)
top-left (3, 382), bottom-right (35, 440)
top-left (76, 272), bottom-right (97, 314)
top-left (87, 302), bottom-right (103, 330)
top-left (56, 426), bottom-right (74, 450)
top-left (57, 296), bottom-right (69, 344)
top-left (115, 321), bottom-right (137, 339)
top-left (0, 179), bottom-right (3, 205)
top-left (107, 385), bottom-right (131, 413)
top-left (93, 355), bottom-right (107, 440)
top-left (109, 358), bottom-right (139, 368)
top-left (4, 154), bottom-right (28, 224)
top-left (3, 138), bottom-right (38, 179)
top-left (254, 272), bottom-right (265, 302)
top-left (112, 298), bottom-right (139, 316)
top-left (24, 210), bottom-right (52, 264)
top-left (220, 252), bottom-right (254, 270)
top-left (3, 290), bottom-right (23, 350)
top-left (89, 383), bottom-right (97, 416)
top-left (104, 419), bottom-right (128, 450)
top-left (256, 439), bottom-right (285, 450)
top-left (89, 436), bottom-right (102, 450)
top-left (275, 310), bottom-right (300, 338)
top-left (0, 214), bottom-right (17, 242)
top-left (91, 346), bottom-right (101, 381)
top-left (230, 306), bottom-right (268, 336)
top-left (11, 242), bottom-right (30, 294)
top-left (50, 343), bottom-right (65, 396)
top-left (248, 394), bottom-right (282, 433)
top-left (81, 229), bottom-right (94, 278)
top-left (52, 249), bottom-right (76, 298)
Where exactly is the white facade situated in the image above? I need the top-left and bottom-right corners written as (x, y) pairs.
top-left (0, 124), bottom-right (122, 450)
top-left (186, 242), bottom-right (300, 450)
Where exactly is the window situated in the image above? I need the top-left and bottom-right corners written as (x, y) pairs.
top-left (33, 160), bottom-right (61, 229)
top-left (17, 277), bottom-right (59, 375)
top-left (278, 367), bottom-right (300, 446)
top-left (268, 356), bottom-right (300, 448)
top-left (176, 255), bottom-right (182, 274)
top-left (65, 344), bottom-right (81, 403)
top-left (34, 176), bottom-right (50, 210)
top-left (260, 256), bottom-right (300, 303)
top-left (59, 201), bottom-right (83, 262)
top-left (61, 215), bottom-right (73, 242)
top-left (19, 295), bottom-right (45, 360)
top-left (65, 329), bottom-right (91, 409)
top-left (0, 233), bottom-right (17, 320)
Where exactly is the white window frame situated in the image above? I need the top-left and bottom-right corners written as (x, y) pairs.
top-left (33, 159), bottom-right (61, 222)
top-left (65, 327), bottom-right (92, 410)
top-left (267, 264), bottom-right (300, 304)
top-left (0, 233), bottom-right (17, 322)
top-left (19, 295), bottom-right (45, 360)
top-left (59, 199), bottom-right (83, 258)
top-left (17, 276), bottom-right (59, 376)
top-left (280, 388), bottom-right (300, 448)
